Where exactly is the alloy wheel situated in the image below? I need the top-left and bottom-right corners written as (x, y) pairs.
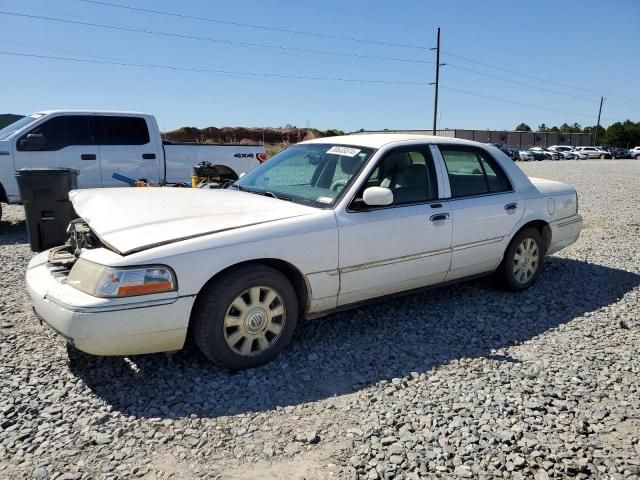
top-left (513, 238), bottom-right (540, 284)
top-left (223, 286), bottom-right (286, 356)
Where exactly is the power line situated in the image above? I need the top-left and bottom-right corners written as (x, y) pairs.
top-left (445, 63), bottom-right (599, 103)
top-left (77, 0), bottom-right (432, 50)
top-left (0, 50), bottom-right (433, 85)
top-left (0, 10), bottom-right (433, 65)
top-left (440, 86), bottom-right (616, 122)
top-left (442, 51), bottom-right (640, 103)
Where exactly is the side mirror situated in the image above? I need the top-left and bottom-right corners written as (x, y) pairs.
top-left (21, 133), bottom-right (47, 151)
top-left (362, 186), bottom-right (393, 207)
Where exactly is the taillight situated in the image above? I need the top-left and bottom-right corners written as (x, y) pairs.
top-left (257, 153), bottom-right (267, 164)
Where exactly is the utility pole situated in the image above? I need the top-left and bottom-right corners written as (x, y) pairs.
top-left (594, 96), bottom-right (604, 146)
top-left (432, 27), bottom-right (441, 136)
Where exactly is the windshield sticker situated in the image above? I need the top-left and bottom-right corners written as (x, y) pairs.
top-left (316, 196), bottom-right (333, 204)
top-left (326, 146), bottom-right (361, 157)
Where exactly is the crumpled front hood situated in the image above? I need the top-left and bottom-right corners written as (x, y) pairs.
top-left (70, 188), bottom-right (318, 255)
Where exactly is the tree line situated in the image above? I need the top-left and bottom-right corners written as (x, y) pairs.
top-left (514, 120), bottom-right (640, 147)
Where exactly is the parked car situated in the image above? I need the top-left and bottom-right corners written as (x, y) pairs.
top-left (628, 147), bottom-right (640, 159)
top-left (491, 144), bottom-right (519, 161)
top-left (0, 110), bottom-right (266, 220)
top-left (26, 134), bottom-right (582, 370)
top-left (529, 147), bottom-right (559, 160)
top-left (547, 146), bottom-right (575, 160)
top-left (549, 145), bottom-right (587, 160)
top-left (607, 147), bottom-right (630, 159)
top-left (573, 146), bottom-right (610, 159)
top-left (520, 148), bottom-right (546, 161)
top-left (518, 149), bottom-right (534, 161)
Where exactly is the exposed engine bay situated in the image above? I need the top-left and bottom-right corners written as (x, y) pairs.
top-left (46, 219), bottom-right (102, 272)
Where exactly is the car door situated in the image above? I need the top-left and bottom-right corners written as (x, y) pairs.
top-left (97, 115), bottom-right (162, 187)
top-left (436, 145), bottom-right (524, 281)
top-left (335, 145), bottom-right (452, 306)
top-left (13, 114), bottom-right (101, 188)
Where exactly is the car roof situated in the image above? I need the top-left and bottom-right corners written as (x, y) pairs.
top-left (300, 133), bottom-right (488, 149)
top-left (33, 109), bottom-right (148, 116)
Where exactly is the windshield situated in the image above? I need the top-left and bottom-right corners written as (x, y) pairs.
top-left (0, 114), bottom-right (44, 141)
top-left (233, 143), bottom-right (374, 208)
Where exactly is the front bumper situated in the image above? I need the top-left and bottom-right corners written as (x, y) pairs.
top-left (26, 251), bottom-right (195, 356)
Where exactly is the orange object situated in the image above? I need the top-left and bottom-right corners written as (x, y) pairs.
top-left (117, 280), bottom-right (173, 296)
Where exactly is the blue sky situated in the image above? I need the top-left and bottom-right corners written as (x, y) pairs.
top-left (1, 0), bottom-right (639, 132)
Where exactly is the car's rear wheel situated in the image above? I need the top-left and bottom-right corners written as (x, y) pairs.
top-left (497, 228), bottom-right (545, 291)
top-left (192, 265), bottom-right (298, 370)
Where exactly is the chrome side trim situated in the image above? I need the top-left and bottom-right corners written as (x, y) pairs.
top-left (44, 295), bottom-right (179, 313)
top-left (452, 236), bottom-right (504, 252)
top-left (340, 248), bottom-right (451, 274)
top-left (554, 216), bottom-right (582, 228)
top-left (306, 268), bottom-right (340, 277)
top-left (339, 236), bottom-right (504, 274)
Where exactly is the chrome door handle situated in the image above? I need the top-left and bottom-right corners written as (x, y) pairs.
top-left (430, 212), bottom-right (450, 222)
top-left (81, 154), bottom-right (97, 160)
top-left (504, 202), bottom-right (518, 211)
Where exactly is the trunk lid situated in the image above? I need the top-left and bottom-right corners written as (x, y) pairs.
top-left (528, 177), bottom-right (576, 196)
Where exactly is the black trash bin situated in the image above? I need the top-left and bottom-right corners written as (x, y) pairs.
top-left (15, 168), bottom-right (79, 252)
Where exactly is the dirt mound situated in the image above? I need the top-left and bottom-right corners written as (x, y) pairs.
top-left (164, 126), bottom-right (343, 145)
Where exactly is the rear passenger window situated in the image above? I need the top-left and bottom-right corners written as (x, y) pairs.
top-left (99, 116), bottom-right (150, 145)
top-left (439, 146), bottom-right (511, 197)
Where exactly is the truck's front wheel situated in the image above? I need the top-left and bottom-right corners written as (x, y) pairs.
top-left (192, 265), bottom-right (298, 370)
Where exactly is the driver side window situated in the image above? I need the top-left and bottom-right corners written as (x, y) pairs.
top-left (18, 116), bottom-right (92, 151)
top-left (361, 147), bottom-right (438, 205)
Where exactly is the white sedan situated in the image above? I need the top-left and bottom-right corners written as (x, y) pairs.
top-left (26, 134), bottom-right (583, 369)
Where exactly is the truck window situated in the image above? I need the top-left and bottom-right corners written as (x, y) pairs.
top-left (18, 115), bottom-right (92, 151)
top-left (99, 116), bottom-right (150, 145)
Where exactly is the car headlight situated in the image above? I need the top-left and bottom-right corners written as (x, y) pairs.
top-left (66, 259), bottom-right (177, 297)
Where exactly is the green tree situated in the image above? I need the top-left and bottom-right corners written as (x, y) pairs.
top-left (515, 123), bottom-right (532, 131)
top-left (583, 125), bottom-right (606, 144)
top-left (325, 129), bottom-right (344, 136)
top-left (605, 120), bottom-right (640, 147)
top-left (559, 123), bottom-right (572, 133)
top-left (537, 123), bottom-right (549, 132)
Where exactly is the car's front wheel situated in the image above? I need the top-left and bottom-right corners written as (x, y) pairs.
top-left (192, 265), bottom-right (298, 370)
top-left (497, 228), bottom-right (545, 291)
top-left (600, 154), bottom-right (605, 159)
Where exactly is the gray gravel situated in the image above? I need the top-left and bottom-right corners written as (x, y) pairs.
top-left (1, 159), bottom-right (639, 479)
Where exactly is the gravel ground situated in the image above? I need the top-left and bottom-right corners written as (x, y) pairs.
top-left (1, 160), bottom-right (639, 480)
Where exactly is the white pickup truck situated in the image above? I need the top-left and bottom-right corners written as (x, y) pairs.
top-left (0, 110), bottom-right (266, 219)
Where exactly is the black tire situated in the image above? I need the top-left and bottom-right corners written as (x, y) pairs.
top-left (636, 154), bottom-right (640, 160)
top-left (497, 228), bottom-right (545, 292)
top-left (599, 154), bottom-right (605, 159)
top-left (192, 264), bottom-right (298, 370)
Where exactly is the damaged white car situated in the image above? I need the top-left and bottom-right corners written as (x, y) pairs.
top-left (26, 134), bottom-right (582, 369)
